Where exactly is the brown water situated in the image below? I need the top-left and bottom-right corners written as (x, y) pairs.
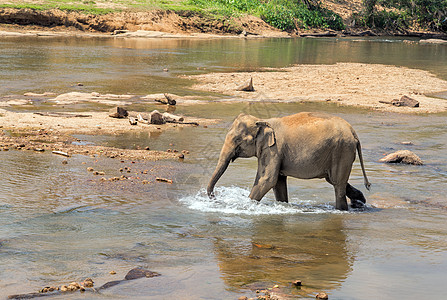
top-left (1, 36), bottom-right (447, 299)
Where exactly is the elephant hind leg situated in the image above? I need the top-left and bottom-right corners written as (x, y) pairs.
top-left (334, 184), bottom-right (349, 210)
top-left (346, 183), bottom-right (366, 208)
top-left (273, 175), bottom-right (288, 203)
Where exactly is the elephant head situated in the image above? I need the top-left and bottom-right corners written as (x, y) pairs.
top-left (207, 113), bottom-right (276, 198)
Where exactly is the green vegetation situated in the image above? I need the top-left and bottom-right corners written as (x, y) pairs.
top-left (188, 0), bottom-right (345, 30)
top-left (357, 0), bottom-right (447, 32)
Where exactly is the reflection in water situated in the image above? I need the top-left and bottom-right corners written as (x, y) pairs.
top-left (213, 214), bottom-right (351, 297)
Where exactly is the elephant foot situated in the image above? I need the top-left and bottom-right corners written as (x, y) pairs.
top-left (350, 199), bottom-right (366, 209)
top-left (346, 183), bottom-right (366, 207)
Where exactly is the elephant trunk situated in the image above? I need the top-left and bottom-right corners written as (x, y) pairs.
top-left (207, 144), bottom-right (234, 198)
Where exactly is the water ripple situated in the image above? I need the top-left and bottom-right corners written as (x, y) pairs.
top-left (179, 186), bottom-right (348, 215)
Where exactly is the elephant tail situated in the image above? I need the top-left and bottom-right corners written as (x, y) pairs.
top-left (356, 139), bottom-right (371, 191)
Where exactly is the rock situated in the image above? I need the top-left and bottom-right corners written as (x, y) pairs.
top-left (236, 77), bottom-right (255, 92)
top-left (124, 267), bottom-right (160, 280)
top-left (109, 271), bottom-right (117, 275)
top-left (109, 107), bottom-right (129, 118)
top-left (83, 278), bottom-right (94, 288)
top-left (60, 285), bottom-right (68, 292)
top-left (62, 160), bottom-right (68, 165)
top-left (292, 280), bottom-right (302, 286)
top-left (148, 110), bottom-right (166, 125)
top-left (420, 38), bottom-right (447, 44)
top-left (238, 297), bottom-right (248, 300)
top-left (395, 95), bottom-right (419, 107)
top-left (87, 167), bottom-right (94, 172)
top-left (380, 96), bottom-right (419, 108)
top-left (178, 153), bottom-right (185, 159)
top-left (379, 150), bottom-right (423, 165)
top-left (316, 292), bottom-right (328, 299)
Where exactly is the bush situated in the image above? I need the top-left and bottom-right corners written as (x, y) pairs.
top-left (188, 0), bottom-right (345, 31)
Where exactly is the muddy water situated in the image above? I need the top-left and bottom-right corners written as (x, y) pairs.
top-left (1, 36), bottom-right (447, 299)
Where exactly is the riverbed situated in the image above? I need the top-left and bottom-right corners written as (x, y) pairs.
top-left (1, 36), bottom-right (447, 299)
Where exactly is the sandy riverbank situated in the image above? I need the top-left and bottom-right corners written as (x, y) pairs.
top-left (187, 62), bottom-right (447, 114)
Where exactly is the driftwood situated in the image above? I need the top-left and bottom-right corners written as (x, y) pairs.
top-left (34, 112), bottom-right (92, 118)
top-left (128, 116), bottom-right (137, 125)
top-left (236, 77), bottom-right (255, 92)
top-left (109, 107), bottom-right (129, 118)
top-left (52, 151), bottom-right (70, 157)
top-left (300, 31), bottom-right (337, 37)
top-left (156, 177), bottom-right (173, 184)
top-left (137, 113), bottom-right (148, 124)
top-left (379, 95), bottom-right (419, 108)
top-left (155, 93), bottom-right (176, 105)
top-left (162, 112), bottom-right (184, 122)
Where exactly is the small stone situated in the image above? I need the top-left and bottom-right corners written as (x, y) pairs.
top-left (62, 160), bottom-right (68, 165)
top-left (173, 149), bottom-right (178, 153)
top-left (142, 169), bottom-right (148, 174)
top-left (87, 167), bottom-right (94, 172)
top-left (109, 270), bottom-right (117, 275)
top-left (145, 146), bottom-right (150, 150)
top-left (316, 292), bottom-right (329, 299)
top-left (167, 149), bottom-right (172, 152)
top-left (77, 83), bottom-right (84, 86)
top-left (182, 150), bottom-right (189, 154)
top-left (273, 284), bottom-right (279, 288)
top-left (60, 285), bottom-right (68, 292)
top-left (83, 278), bottom-right (94, 288)
top-left (292, 280), bottom-right (302, 286)
top-left (178, 154), bottom-right (184, 159)
top-left (238, 297), bottom-right (248, 300)
top-left (142, 180), bottom-right (149, 184)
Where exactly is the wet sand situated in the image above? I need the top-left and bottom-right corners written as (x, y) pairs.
top-left (188, 62), bottom-right (447, 114)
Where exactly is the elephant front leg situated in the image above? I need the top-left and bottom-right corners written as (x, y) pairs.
top-left (249, 164), bottom-right (280, 202)
top-left (249, 173), bottom-right (278, 201)
top-left (273, 174), bottom-right (288, 203)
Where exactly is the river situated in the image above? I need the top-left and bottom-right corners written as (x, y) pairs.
top-left (0, 36), bottom-right (446, 299)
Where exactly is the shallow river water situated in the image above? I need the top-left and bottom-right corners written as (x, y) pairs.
top-left (1, 36), bottom-right (447, 299)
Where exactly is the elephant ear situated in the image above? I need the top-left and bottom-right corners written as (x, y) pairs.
top-left (256, 121), bottom-right (276, 153)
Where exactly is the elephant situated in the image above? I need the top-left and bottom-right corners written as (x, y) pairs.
top-left (207, 112), bottom-right (371, 210)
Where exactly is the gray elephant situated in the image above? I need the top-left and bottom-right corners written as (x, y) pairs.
top-left (207, 112), bottom-right (371, 210)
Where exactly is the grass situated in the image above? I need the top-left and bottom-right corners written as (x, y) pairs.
top-left (0, 0), bottom-right (346, 30)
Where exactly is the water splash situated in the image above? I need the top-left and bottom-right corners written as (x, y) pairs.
top-left (179, 186), bottom-right (342, 215)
